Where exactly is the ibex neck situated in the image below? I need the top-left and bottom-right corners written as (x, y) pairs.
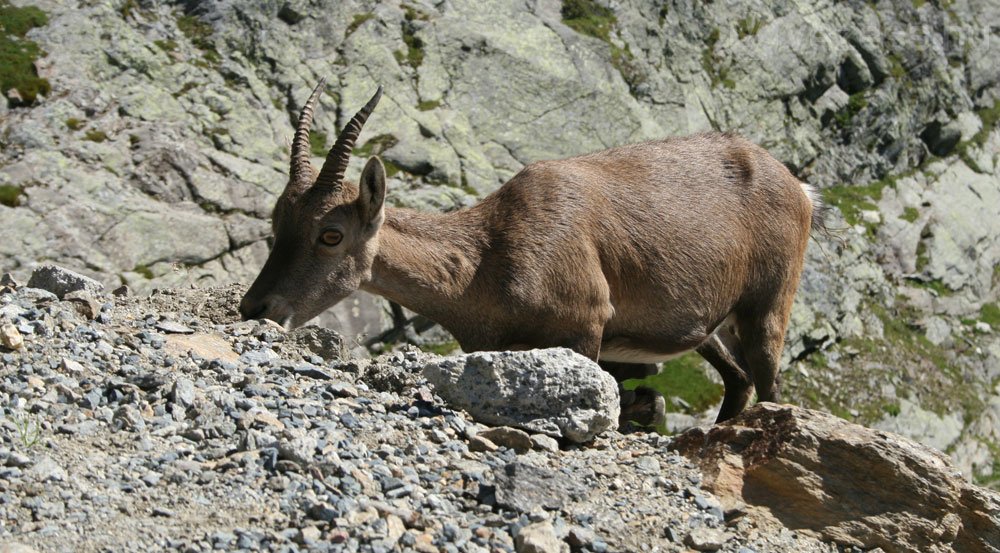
top-left (362, 207), bottom-right (486, 318)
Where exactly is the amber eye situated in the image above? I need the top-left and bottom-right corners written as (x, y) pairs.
top-left (319, 229), bottom-right (343, 246)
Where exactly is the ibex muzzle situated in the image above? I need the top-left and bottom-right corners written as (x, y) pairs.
top-left (242, 80), bottom-right (822, 423)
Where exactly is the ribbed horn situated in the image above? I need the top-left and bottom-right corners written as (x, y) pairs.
top-left (289, 78), bottom-right (326, 186)
top-left (313, 85), bottom-right (383, 192)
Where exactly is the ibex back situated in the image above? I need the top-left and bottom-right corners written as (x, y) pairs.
top-left (240, 82), bottom-right (821, 422)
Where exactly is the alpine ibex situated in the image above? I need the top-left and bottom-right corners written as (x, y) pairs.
top-left (241, 81), bottom-right (822, 423)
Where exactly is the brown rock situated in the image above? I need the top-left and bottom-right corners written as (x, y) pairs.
top-left (514, 521), bottom-right (569, 553)
top-left (1, 323), bottom-right (24, 350)
top-left (671, 403), bottom-right (1000, 553)
top-left (64, 290), bottom-right (100, 319)
top-left (478, 426), bottom-right (532, 454)
top-left (468, 435), bottom-right (500, 452)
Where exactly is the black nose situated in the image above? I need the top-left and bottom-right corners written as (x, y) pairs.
top-left (240, 297), bottom-right (268, 321)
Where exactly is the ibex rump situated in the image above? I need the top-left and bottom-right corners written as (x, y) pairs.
top-left (240, 82), bottom-right (820, 423)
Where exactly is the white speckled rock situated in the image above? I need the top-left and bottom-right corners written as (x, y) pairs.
top-left (423, 348), bottom-right (619, 442)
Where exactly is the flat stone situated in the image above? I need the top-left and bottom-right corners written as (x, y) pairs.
top-left (494, 461), bottom-right (585, 513)
top-left (478, 426), bottom-right (532, 454)
top-left (27, 264), bottom-right (105, 299)
top-left (514, 521), bottom-right (568, 553)
top-left (155, 321), bottom-right (194, 334)
top-left (684, 528), bottom-right (731, 551)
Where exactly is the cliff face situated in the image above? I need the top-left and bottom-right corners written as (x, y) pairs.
top-left (1, 0), bottom-right (999, 481)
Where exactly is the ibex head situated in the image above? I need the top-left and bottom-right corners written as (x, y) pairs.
top-left (240, 81), bottom-right (386, 327)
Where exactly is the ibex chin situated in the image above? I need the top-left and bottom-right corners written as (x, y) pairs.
top-left (241, 81), bottom-right (822, 423)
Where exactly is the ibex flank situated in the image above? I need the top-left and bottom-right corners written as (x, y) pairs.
top-left (240, 82), bottom-right (822, 423)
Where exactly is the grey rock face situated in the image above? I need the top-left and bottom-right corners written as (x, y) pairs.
top-left (423, 348), bottom-right (620, 442)
top-left (1, 0), bottom-right (1000, 485)
top-left (26, 264), bottom-right (104, 299)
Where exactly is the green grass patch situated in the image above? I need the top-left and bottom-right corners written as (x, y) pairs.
top-left (561, 0), bottom-right (645, 91)
top-left (133, 264), bottom-right (154, 279)
top-left (700, 28), bottom-right (735, 89)
top-left (419, 340), bottom-right (460, 356)
top-left (345, 12), bottom-right (374, 37)
top-left (821, 177), bottom-right (886, 227)
top-left (954, 100), bottom-right (1000, 172)
top-left (882, 402), bottom-right (901, 417)
top-left (177, 13), bottom-right (220, 67)
top-left (900, 206), bottom-right (920, 223)
top-left (84, 130), bottom-right (108, 142)
top-left (0, 183), bottom-right (24, 207)
top-left (65, 117), bottom-right (84, 130)
top-left (912, 277), bottom-right (953, 297)
top-left (154, 38), bottom-right (178, 52)
top-left (833, 92), bottom-right (868, 128)
top-left (560, 0), bottom-right (615, 41)
top-left (395, 6), bottom-right (427, 70)
top-left (887, 53), bottom-right (907, 80)
top-left (736, 15), bottom-right (763, 39)
top-left (0, 1), bottom-right (50, 107)
top-left (623, 352), bottom-right (723, 415)
top-left (980, 303), bottom-right (1000, 327)
top-left (308, 129), bottom-right (327, 157)
top-left (353, 133), bottom-right (399, 157)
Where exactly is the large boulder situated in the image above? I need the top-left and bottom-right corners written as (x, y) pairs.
top-left (423, 348), bottom-right (619, 443)
top-left (671, 403), bottom-right (1000, 553)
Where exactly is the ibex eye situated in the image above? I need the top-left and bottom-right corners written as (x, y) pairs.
top-left (319, 229), bottom-right (343, 246)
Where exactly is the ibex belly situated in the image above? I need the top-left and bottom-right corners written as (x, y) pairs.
top-left (599, 312), bottom-right (737, 363)
top-left (598, 340), bottom-right (687, 363)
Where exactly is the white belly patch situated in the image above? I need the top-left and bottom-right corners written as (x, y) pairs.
top-left (598, 345), bottom-right (688, 364)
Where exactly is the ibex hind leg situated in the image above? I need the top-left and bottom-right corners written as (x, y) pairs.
top-left (737, 302), bottom-right (795, 406)
top-left (696, 330), bottom-right (754, 423)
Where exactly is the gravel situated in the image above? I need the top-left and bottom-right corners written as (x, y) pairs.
top-left (0, 279), bottom-right (840, 552)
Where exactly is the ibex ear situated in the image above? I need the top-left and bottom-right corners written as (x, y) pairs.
top-left (358, 156), bottom-right (386, 227)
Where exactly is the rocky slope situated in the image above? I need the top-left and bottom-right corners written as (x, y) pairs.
top-left (3, 268), bottom-right (999, 552)
top-left (1, 0), bottom-right (999, 485)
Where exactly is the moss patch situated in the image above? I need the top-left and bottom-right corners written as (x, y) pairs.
top-left (623, 352), bottom-right (723, 415)
top-left (0, 1), bottom-right (50, 107)
top-left (0, 183), bottom-right (24, 207)
top-left (65, 117), bottom-right (84, 130)
top-left (416, 99), bottom-right (440, 111)
top-left (84, 130), bottom-right (108, 142)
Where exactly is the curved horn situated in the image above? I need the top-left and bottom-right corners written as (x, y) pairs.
top-left (313, 85), bottom-right (383, 192)
top-left (289, 78), bottom-right (327, 186)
